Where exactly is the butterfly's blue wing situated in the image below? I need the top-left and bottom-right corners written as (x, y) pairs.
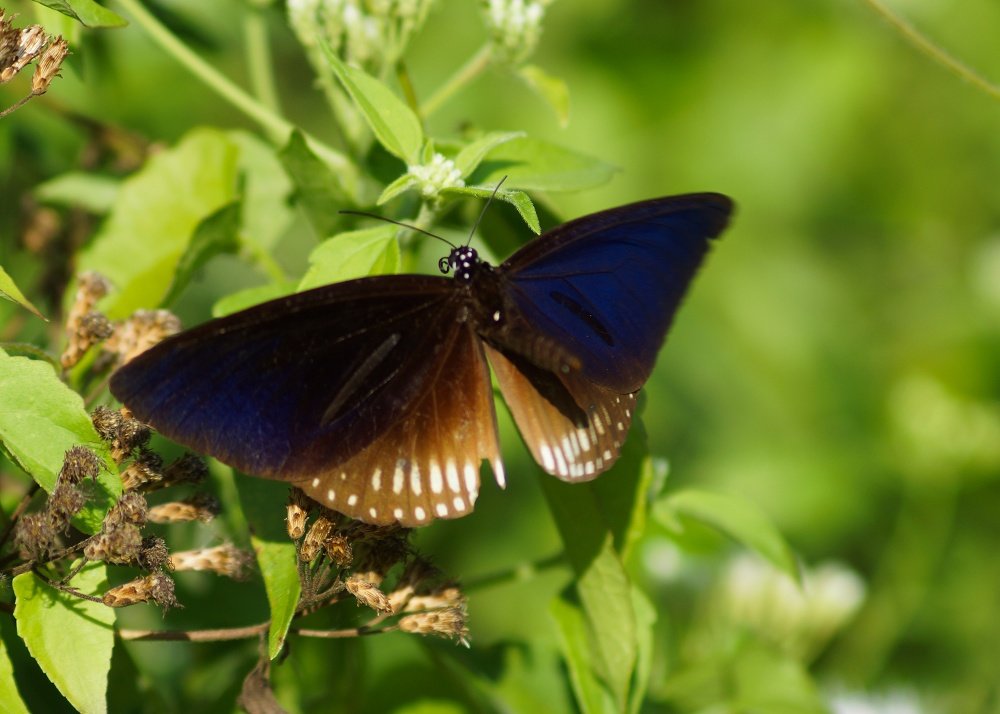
top-left (497, 193), bottom-right (733, 394)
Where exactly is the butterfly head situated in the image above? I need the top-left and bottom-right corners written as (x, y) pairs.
top-left (439, 246), bottom-right (481, 283)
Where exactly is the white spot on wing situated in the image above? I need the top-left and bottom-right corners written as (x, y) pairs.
top-left (493, 458), bottom-right (506, 488)
top-left (578, 430), bottom-right (591, 451)
top-left (603, 449), bottom-right (613, 460)
top-left (347, 494), bottom-right (358, 506)
top-left (327, 489), bottom-right (336, 501)
top-left (429, 462), bottom-right (444, 494)
top-left (453, 496), bottom-right (466, 511)
top-left (446, 459), bottom-right (460, 492)
top-left (414, 506), bottom-right (426, 521)
top-left (553, 447), bottom-right (568, 476)
top-left (312, 477), bottom-right (320, 487)
top-left (410, 464), bottom-right (422, 496)
top-left (435, 503), bottom-right (448, 517)
top-left (539, 443), bottom-right (555, 471)
top-left (393, 462), bottom-right (405, 494)
top-left (371, 468), bottom-right (381, 491)
top-left (464, 463), bottom-right (478, 494)
top-left (369, 507), bottom-right (377, 519)
top-left (393, 507), bottom-right (404, 520)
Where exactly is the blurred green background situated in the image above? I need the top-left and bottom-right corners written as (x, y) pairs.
top-left (2, 0), bottom-right (1000, 711)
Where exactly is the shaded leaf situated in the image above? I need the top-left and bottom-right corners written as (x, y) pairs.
top-left (0, 347), bottom-right (120, 533)
top-left (77, 129), bottom-right (239, 318)
top-left (0, 635), bottom-right (30, 714)
top-left (443, 186), bottom-right (539, 235)
top-left (211, 282), bottom-right (297, 318)
top-left (549, 594), bottom-right (617, 714)
top-left (0, 265), bottom-right (44, 320)
top-left (229, 130), bottom-right (295, 253)
top-left (320, 46), bottom-right (423, 163)
top-left (591, 416), bottom-right (652, 563)
top-left (161, 202), bottom-right (242, 307)
top-left (32, 0), bottom-right (127, 27)
top-left (298, 226), bottom-right (399, 290)
top-left (518, 65), bottom-right (570, 127)
top-left (627, 586), bottom-right (656, 714)
top-left (470, 137), bottom-right (617, 192)
top-left (453, 131), bottom-right (525, 178)
top-left (656, 489), bottom-right (800, 584)
top-left (237, 477), bottom-right (300, 659)
top-left (34, 172), bottom-right (120, 214)
top-left (376, 173), bottom-right (418, 206)
top-left (278, 131), bottom-right (351, 238)
top-left (13, 563), bottom-right (115, 714)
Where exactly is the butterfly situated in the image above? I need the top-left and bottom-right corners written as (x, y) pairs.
top-left (110, 193), bottom-right (733, 527)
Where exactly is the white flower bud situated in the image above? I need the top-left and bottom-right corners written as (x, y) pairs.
top-left (408, 154), bottom-right (465, 199)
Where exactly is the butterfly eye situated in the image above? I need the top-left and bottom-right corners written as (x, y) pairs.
top-left (438, 256), bottom-right (452, 274)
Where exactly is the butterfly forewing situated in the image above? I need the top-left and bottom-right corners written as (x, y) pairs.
top-left (498, 193), bottom-right (732, 393)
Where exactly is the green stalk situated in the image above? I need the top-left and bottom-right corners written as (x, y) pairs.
top-left (243, 7), bottom-right (280, 113)
top-left (112, 0), bottom-right (360, 198)
top-left (421, 43), bottom-right (493, 118)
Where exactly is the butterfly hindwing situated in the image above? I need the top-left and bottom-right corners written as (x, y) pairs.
top-left (498, 193), bottom-right (732, 393)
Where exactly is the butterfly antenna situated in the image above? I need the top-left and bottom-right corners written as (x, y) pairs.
top-left (465, 176), bottom-right (508, 247)
top-left (338, 210), bottom-right (458, 249)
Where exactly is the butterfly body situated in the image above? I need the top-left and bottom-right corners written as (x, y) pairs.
top-left (111, 193), bottom-right (733, 526)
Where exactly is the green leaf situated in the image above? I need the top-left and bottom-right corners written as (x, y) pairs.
top-left (0, 635), bottom-right (30, 714)
top-left (0, 265), bottom-right (44, 320)
top-left (0, 347), bottom-right (120, 533)
top-left (517, 65), bottom-right (570, 127)
top-left (443, 186), bottom-right (540, 235)
top-left (298, 226), bottom-right (399, 291)
top-left (32, 0), bottom-right (127, 27)
top-left (539, 475), bottom-right (636, 710)
top-left (236, 477), bottom-right (300, 659)
top-left (320, 46), bottom-right (423, 163)
top-left (627, 586), bottom-right (656, 714)
top-left (656, 489), bottom-right (800, 584)
top-left (34, 172), bottom-right (120, 214)
top-left (278, 131), bottom-right (352, 238)
top-left (453, 131), bottom-right (525, 178)
top-left (549, 595), bottom-right (617, 714)
top-left (211, 282), bottom-right (297, 318)
top-left (13, 563), bottom-right (115, 714)
top-left (470, 137), bottom-right (617, 193)
top-left (591, 416), bottom-right (652, 563)
top-left (161, 202), bottom-right (242, 307)
top-left (228, 130), bottom-right (295, 253)
top-left (376, 173), bottom-right (418, 206)
top-left (77, 128), bottom-right (239, 318)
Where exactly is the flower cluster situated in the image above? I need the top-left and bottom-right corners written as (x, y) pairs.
top-left (407, 153), bottom-right (465, 199)
top-left (482, 0), bottom-right (551, 64)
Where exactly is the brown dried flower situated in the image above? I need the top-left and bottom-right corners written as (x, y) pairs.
top-left (102, 572), bottom-right (177, 610)
top-left (286, 488), bottom-right (311, 540)
top-left (160, 453), bottom-right (208, 489)
top-left (136, 536), bottom-right (171, 571)
top-left (170, 543), bottom-right (253, 579)
top-left (104, 491), bottom-right (148, 528)
top-left (92, 406), bottom-right (151, 464)
top-left (84, 523), bottom-right (143, 564)
top-left (119, 451), bottom-right (164, 490)
top-left (147, 493), bottom-right (220, 524)
top-left (60, 446), bottom-right (103, 484)
top-left (398, 607), bottom-right (469, 642)
top-left (0, 23), bottom-right (46, 83)
top-left (345, 574), bottom-right (393, 614)
top-left (61, 273), bottom-right (112, 369)
top-left (104, 309), bottom-right (182, 364)
top-left (31, 36), bottom-right (68, 95)
top-left (323, 533), bottom-right (353, 567)
top-left (300, 512), bottom-right (336, 563)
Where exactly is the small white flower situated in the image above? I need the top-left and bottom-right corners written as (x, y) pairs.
top-left (408, 154), bottom-right (465, 198)
top-left (483, 0), bottom-right (549, 62)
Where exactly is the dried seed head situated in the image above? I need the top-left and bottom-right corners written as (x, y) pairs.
top-left (136, 536), bottom-right (171, 571)
top-left (93, 406), bottom-right (151, 463)
top-left (170, 544), bottom-right (253, 579)
top-left (60, 446), bottom-right (103, 484)
top-left (105, 309), bottom-right (182, 364)
top-left (147, 493), bottom-right (220, 524)
top-left (61, 273), bottom-right (113, 369)
top-left (353, 533), bottom-right (409, 585)
top-left (160, 453), bottom-right (208, 488)
top-left (387, 557), bottom-right (441, 613)
top-left (105, 491), bottom-right (148, 528)
top-left (345, 574), bottom-right (393, 614)
top-left (102, 572), bottom-right (177, 610)
top-left (85, 523), bottom-right (143, 564)
top-left (404, 585), bottom-right (465, 614)
top-left (300, 512), bottom-right (335, 563)
top-left (48, 482), bottom-right (86, 524)
top-left (31, 36), bottom-right (68, 94)
top-left (14, 511), bottom-right (59, 560)
top-left (323, 534), bottom-right (353, 567)
top-left (286, 488), bottom-right (311, 540)
top-left (0, 24), bottom-right (46, 83)
top-left (119, 452), bottom-right (164, 490)
top-left (398, 607), bottom-right (469, 642)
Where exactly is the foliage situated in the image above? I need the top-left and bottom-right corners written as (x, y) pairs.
top-left (1, 0), bottom-right (999, 712)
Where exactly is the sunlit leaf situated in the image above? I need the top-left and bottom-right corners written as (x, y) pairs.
top-left (376, 173), bottom-right (418, 206)
top-left (211, 282), bottom-right (297, 318)
top-left (627, 586), bottom-right (656, 714)
top-left (298, 226), bottom-right (399, 290)
top-left (0, 635), bottom-right (30, 714)
top-left (0, 347), bottom-right (120, 533)
top-left (453, 131), bottom-right (525, 178)
top-left (655, 489), bottom-right (800, 584)
top-left (443, 186), bottom-right (539, 235)
top-left (0, 265), bottom-right (44, 320)
top-left (34, 172), bottom-right (120, 214)
top-left (77, 128), bottom-right (239, 318)
top-left (320, 46), bottom-right (423, 164)
top-left (550, 594), bottom-right (617, 714)
top-left (32, 0), bottom-right (127, 27)
top-left (13, 563), bottom-right (115, 714)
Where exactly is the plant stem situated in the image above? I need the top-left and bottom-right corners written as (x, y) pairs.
top-left (864, 0), bottom-right (1000, 101)
top-left (421, 44), bottom-right (493, 118)
top-left (243, 7), bottom-right (280, 113)
top-left (112, 0), bottom-right (360, 197)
